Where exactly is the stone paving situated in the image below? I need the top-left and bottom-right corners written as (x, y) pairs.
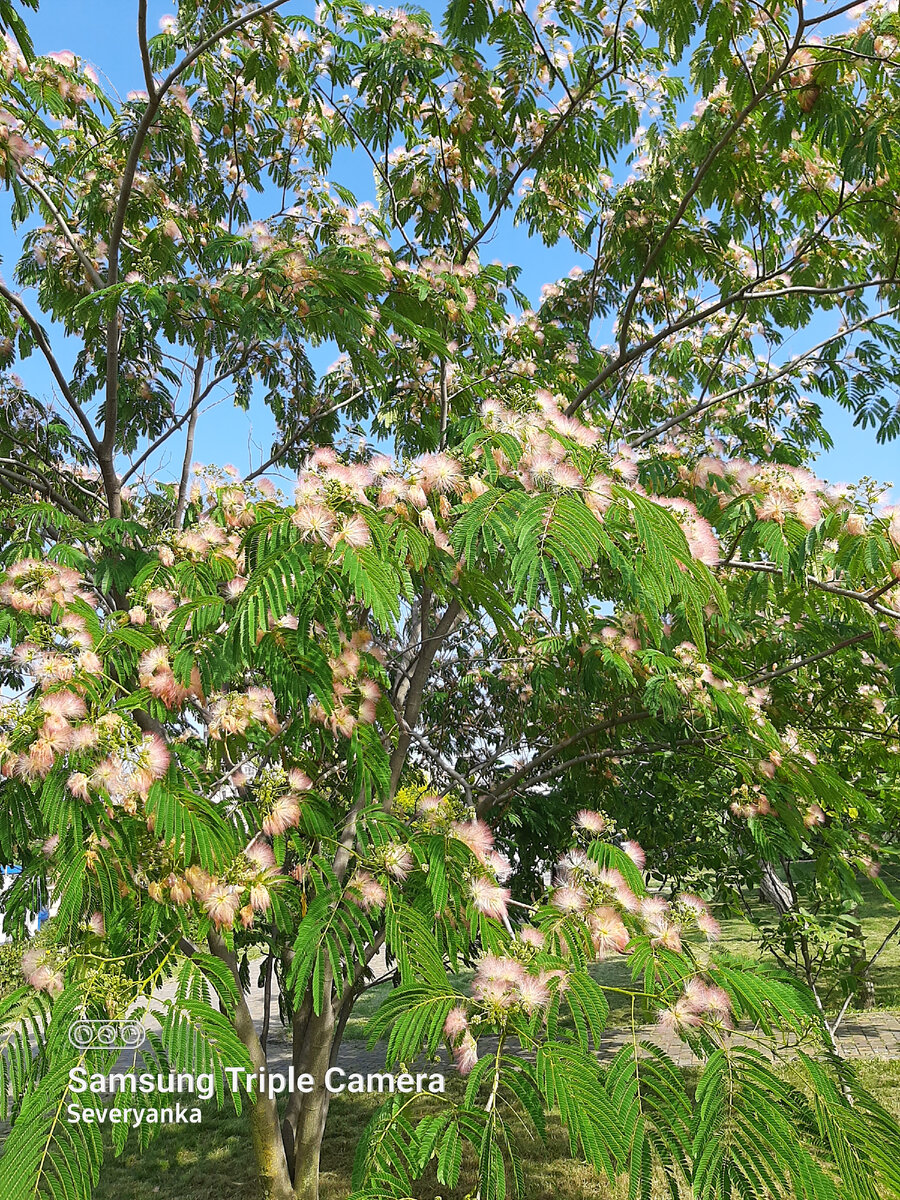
top-left (131, 971), bottom-right (900, 1075)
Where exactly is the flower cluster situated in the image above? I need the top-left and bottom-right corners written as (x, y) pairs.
top-left (658, 977), bottom-right (733, 1036)
top-left (208, 686), bottom-right (281, 739)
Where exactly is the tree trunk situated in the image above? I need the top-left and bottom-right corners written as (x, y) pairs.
top-left (847, 913), bottom-right (876, 1010)
top-left (208, 930), bottom-right (295, 1200)
top-left (292, 1000), bottom-right (337, 1200)
top-left (759, 861), bottom-right (792, 916)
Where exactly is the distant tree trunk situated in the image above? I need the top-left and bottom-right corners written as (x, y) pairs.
top-left (759, 861), bottom-right (792, 916)
top-left (847, 912), bottom-right (876, 1010)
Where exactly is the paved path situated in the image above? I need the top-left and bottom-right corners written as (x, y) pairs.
top-left (121, 970), bottom-right (900, 1075)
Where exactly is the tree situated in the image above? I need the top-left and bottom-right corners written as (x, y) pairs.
top-left (2, 1), bottom-right (900, 1198)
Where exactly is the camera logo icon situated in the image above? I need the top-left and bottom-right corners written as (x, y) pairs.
top-left (67, 1020), bottom-right (146, 1050)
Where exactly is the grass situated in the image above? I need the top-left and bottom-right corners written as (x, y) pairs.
top-left (91, 1060), bottom-right (900, 1200)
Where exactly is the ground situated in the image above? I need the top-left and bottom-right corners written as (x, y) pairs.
top-left (92, 1060), bottom-right (900, 1200)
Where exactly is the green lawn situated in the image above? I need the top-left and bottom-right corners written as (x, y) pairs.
top-left (92, 1060), bottom-right (900, 1200)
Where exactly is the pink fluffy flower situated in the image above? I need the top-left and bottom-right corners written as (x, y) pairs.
top-left (336, 515), bottom-right (371, 548)
top-left (518, 926), bottom-right (546, 949)
top-left (292, 504), bottom-right (336, 542)
top-left (453, 1031), bottom-right (479, 1075)
top-left (419, 452), bottom-right (464, 495)
top-left (621, 840), bottom-right (646, 869)
top-left (349, 870), bottom-right (387, 913)
top-left (382, 843), bottom-right (414, 881)
top-left (516, 972), bottom-right (551, 1013)
top-left (449, 819), bottom-right (494, 863)
top-left (40, 691), bottom-right (86, 720)
top-left (21, 948), bottom-right (64, 996)
top-left (588, 907), bottom-right (630, 956)
top-left (203, 885), bottom-right (241, 929)
top-left (551, 885), bottom-right (587, 913)
top-left (249, 883), bottom-right (272, 913)
top-left (697, 912), bottom-right (721, 940)
top-left (67, 772), bottom-right (91, 802)
top-left (575, 809), bottom-right (607, 834)
top-left (443, 1006), bottom-right (469, 1041)
top-left (470, 877), bottom-right (510, 921)
top-left (263, 794), bottom-right (301, 836)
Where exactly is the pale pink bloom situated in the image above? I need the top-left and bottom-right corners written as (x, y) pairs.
top-left (844, 513), bottom-right (866, 537)
top-left (331, 707), bottom-right (357, 737)
top-left (804, 803), bottom-right (826, 828)
top-left (169, 877), bottom-right (192, 905)
top-left (697, 913), bottom-right (721, 940)
top-left (575, 809), bottom-right (607, 834)
top-left (677, 893), bottom-right (708, 914)
top-left (486, 851), bottom-right (513, 881)
top-left (382, 843), bottom-right (414, 881)
top-left (141, 733), bottom-right (171, 778)
top-left (88, 912), bottom-right (105, 937)
top-left (185, 865), bottom-right (214, 899)
top-left (249, 883), bottom-right (272, 913)
top-left (378, 476), bottom-right (409, 507)
top-left (453, 1032), bottom-right (479, 1075)
top-left (40, 691), bottom-right (86, 720)
top-left (408, 484), bottom-right (428, 510)
top-left (288, 768), bottom-right (313, 792)
top-left (551, 885), bottom-right (587, 913)
top-left (443, 1006), bottom-right (469, 1040)
top-left (291, 504), bottom-right (336, 542)
top-left (40, 716), bottom-right (73, 753)
top-left (128, 606), bottom-right (147, 625)
top-left (640, 896), bottom-right (669, 922)
top-left (147, 587), bottom-right (176, 614)
top-left (336, 515), bottom-right (371, 548)
top-left (358, 678), bottom-right (381, 702)
top-left (518, 926), bottom-right (546, 949)
top-left (473, 977), bottom-right (515, 1008)
top-left (224, 577), bottom-right (247, 598)
top-left (650, 920), bottom-right (683, 952)
top-left (658, 998), bottom-right (704, 1035)
top-left (203, 885), bottom-right (241, 929)
top-left (516, 973), bottom-right (551, 1013)
top-left (597, 867), bottom-right (626, 890)
top-left (616, 885), bottom-right (642, 913)
top-left (239, 904), bottom-right (255, 928)
top-left (22, 949), bottom-right (64, 996)
top-left (470, 877), bottom-right (510, 921)
top-left (42, 834), bottom-right (59, 856)
top-left (67, 772), bottom-right (91, 802)
top-left (77, 650), bottom-right (103, 676)
top-left (621, 840), bottom-right (646, 869)
top-left (263, 794), bottom-right (301, 836)
top-left (245, 839), bottom-right (277, 871)
top-left (349, 870), bottom-right (387, 912)
top-left (419, 453), bottom-right (464, 495)
top-left (358, 699), bottom-right (378, 724)
top-left (588, 907), bottom-right (629, 956)
top-left (450, 819), bottom-right (494, 862)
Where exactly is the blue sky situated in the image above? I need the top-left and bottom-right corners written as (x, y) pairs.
top-left (2, 0), bottom-right (898, 494)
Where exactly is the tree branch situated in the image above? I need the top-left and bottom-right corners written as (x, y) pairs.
top-left (174, 353), bottom-right (204, 529)
top-left (725, 560), bottom-right (900, 621)
top-left (137, 0), bottom-right (157, 100)
top-left (749, 632), bottom-right (875, 684)
top-left (0, 282), bottom-right (103, 458)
